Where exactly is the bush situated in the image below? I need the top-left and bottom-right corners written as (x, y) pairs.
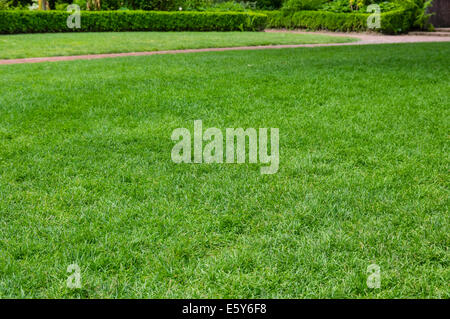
top-left (0, 0), bottom-right (10, 9)
top-left (255, 0), bottom-right (284, 9)
top-left (266, 8), bottom-right (413, 34)
top-left (200, 1), bottom-right (251, 11)
top-left (318, 0), bottom-right (403, 13)
top-left (395, 0), bottom-right (433, 29)
top-left (268, 10), bottom-right (367, 29)
top-left (1, 0), bottom-right (33, 9)
top-left (380, 8), bottom-right (413, 33)
top-left (98, 0), bottom-right (182, 11)
top-left (0, 10), bottom-right (268, 34)
top-left (9, 0), bottom-right (32, 7)
top-left (319, 0), bottom-right (353, 13)
top-left (182, 1), bottom-right (279, 12)
top-left (72, 0), bottom-right (87, 10)
top-left (54, 2), bottom-right (69, 10)
top-left (282, 0), bottom-right (327, 11)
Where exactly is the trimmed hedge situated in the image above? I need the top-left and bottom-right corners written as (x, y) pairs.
top-left (0, 10), bottom-right (268, 34)
top-left (265, 9), bottom-right (413, 34)
top-left (0, 8), bottom-right (414, 35)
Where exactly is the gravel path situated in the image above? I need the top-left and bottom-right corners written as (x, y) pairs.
top-left (1, 30), bottom-right (448, 65)
top-left (266, 29), bottom-right (450, 44)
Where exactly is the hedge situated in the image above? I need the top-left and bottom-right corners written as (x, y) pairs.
top-left (0, 8), bottom-right (414, 35)
top-left (265, 9), bottom-right (413, 34)
top-left (0, 10), bottom-right (268, 34)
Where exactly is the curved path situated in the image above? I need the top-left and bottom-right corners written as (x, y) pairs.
top-left (1, 30), bottom-right (448, 65)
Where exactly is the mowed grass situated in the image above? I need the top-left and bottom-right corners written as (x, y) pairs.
top-left (0, 43), bottom-right (448, 298)
top-left (0, 31), bottom-right (356, 59)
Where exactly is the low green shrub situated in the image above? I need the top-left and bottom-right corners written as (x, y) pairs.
top-left (54, 2), bottom-right (69, 10)
top-left (72, 0), bottom-right (87, 10)
top-left (317, 0), bottom-right (406, 14)
top-left (0, 0), bottom-right (10, 9)
top-left (194, 1), bottom-right (254, 12)
top-left (255, 0), bottom-right (284, 9)
top-left (380, 8), bottom-right (414, 33)
top-left (396, 0), bottom-right (433, 30)
top-left (9, 0), bottom-right (32, 7)
top-left (266, 8), bottom-right (413, 34)
top-left (97, 0), bottom-right (281, 11)
top-left (0, 10), bottom-right (267, 34)
top-left (283, 0), bottom-right (327, 11)
top-left (98, 0), bottom-right (182, 11)
top-left (318, 0), bottom-right (353, 13)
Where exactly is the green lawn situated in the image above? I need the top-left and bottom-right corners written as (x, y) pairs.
top-left (0, 43), bottom-right (448, 298)
top-left (0, 31), bottom-right (356, 59)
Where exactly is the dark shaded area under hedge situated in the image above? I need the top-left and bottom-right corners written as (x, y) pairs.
top-left (0, 9), bottom-right (414, 34)
top-left (0, 11), bottom-right (268, 33)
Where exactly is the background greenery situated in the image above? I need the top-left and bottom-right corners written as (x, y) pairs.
top-left (0, 0), bottom-right (433, 33)
top-left (0, 0), bottom-right (431, 14)
top-left (0, 0), bottom-right (284, 10)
